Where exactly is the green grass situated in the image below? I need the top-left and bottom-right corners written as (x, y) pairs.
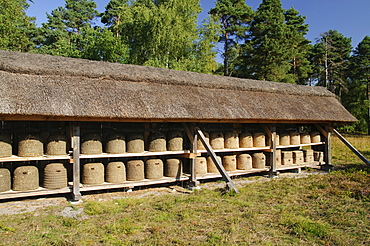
top-left (0, 134), bottom-right (369, 245)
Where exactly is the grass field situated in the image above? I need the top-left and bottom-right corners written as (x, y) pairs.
top-left (0, 134), bottom-right (369, 245)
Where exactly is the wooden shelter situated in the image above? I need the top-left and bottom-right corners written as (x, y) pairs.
top-left (0, 50), bottom-right (357, 200)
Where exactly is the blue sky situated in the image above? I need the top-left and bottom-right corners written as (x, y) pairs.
top-left (26, 0), bottom-right (370, 49)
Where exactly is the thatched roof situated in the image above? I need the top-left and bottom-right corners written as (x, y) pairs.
top-left (0, 50), bottom-right (356, 123)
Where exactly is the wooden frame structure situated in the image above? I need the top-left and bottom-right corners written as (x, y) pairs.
top-left (0, 50), bottom-right (357, 200)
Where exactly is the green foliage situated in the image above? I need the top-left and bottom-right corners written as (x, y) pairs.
top-left (209, 0), bottom-right (254, 76)
top-left (239, 0), bottom-right (294, 83)
top-left (0, 0), bottom-right (36, 52)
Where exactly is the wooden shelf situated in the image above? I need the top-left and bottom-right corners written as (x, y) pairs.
top-left (0, 155), bottom-right (71, 163)
top-left (0, 186), bottom-right (72, 200)
top-left (275, 162), bottom-right (322, 171)
top-left (195, 168), bottom-right (269, 180)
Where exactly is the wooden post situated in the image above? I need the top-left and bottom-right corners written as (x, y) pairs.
top-left (182, 123), bottom-right (199, 188)
top-left (324, 126), bottom-right (332, 167)
top-left (262, 125), bottom-right (277, 177)
top-left (195, 127), bottom-right (239, 193)
top-left (329, 127), bottom-right (370, 167)
top-left (71, 122), bottom-right (81, 201)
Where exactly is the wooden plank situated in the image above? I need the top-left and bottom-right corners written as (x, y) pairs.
top-left (71, 123), bottom-right (82, 201)
top-left (0, 187), bottom-right (72, 200)
top-left (329, 127), bottom-right (370, 167)
top-left (195, 127), bottom-right (239, 193)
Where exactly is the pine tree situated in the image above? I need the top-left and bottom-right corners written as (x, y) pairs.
top-left (0, 0), bottom-right (36, 52)
top-left (209, 0), bottom-right (253, 76)
top-left (239, 0), bottom-right (292, 83)
top-left (344, 36), bottom-right (370, 133)
top-left (284, 7), bottom-right (311, 85)
top-left (310, 30), bottom-right (352, 97)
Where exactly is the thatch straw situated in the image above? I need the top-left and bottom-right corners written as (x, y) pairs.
top-left (253, 132), bottom-right (265, 147)
top-left (224, 132), bottom-right (239, 149)
top-left (105, 134), bottom-right (126, 154)
top-left (164, 158), bottom-right (182, 178)
top-left (195, 157), bottom-right (207, 175)
top-left (252, 153), bottom-right (266, 169)
top-left (81, 133), bottom-right (102, 155)
top-left (197, 132), bottom-right (209, 150)
top-left (126, 133), bottom-right (144, 153)
top-left (300, 133), bottom-right (311, 144)
top-left (18, 134), bottom-right (43, 157)
top-left (82, 163), bottom-right (104, 185)
top-left (145, 159), bottom-right (163, 180)
top-left (210, 132), bottom-right (224, 150)
top-left (223, 155), bottom-right (237, 171)
top-left (167, 131), bottom-right (183, 151)
top-left (12, 165), bottom-right (39, 191)
top-left (289, 132), bottom-right (300, 145)
top-left (126, 160), bottom-right (144, 181)
top-left (46, 134), bottom-right (67, 156)
top-left (0, 168), bottom-right (11, 192)
top-left (239, 132), bottom-right (253, 148)
top-left (206, 156), bottom-right (221, 173)
top-left (0, 134), bottom-right (12, 158)
top-left (148, 132), bottom-right (166, 152)
top-left (106, 161), bottom-right (126, 183)
top-left (43, 163), bottom-right (67, 189)
top-left (310, 132), bottom-right (321, 143)
top-left (237, 154), bottom-right (252, 170)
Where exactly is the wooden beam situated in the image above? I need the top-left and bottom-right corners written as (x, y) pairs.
top-left (70, 122), bottom-right (81, 201)
top-left (329, 127), bottom-right (370, 167)
top-left (314, 124), bottom-right (329, 138)
top-left (195, 127), bottom-right (239, 193)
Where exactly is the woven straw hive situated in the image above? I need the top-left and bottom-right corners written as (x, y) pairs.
top-left (289, 132), bottom-right (300, 145)
top-left (237, 154), bottom-right (252, 170)
top-left (82, 163), bottom-right (104, 185)
top-left (145, 159), bottom-right (163, 180)
top-left (195, 157), bottom-right (207, 175)
top-left (167, 131), bottom-right (183, 151)
top-left (81, 133), bottom-right (102, 155)
top-left (18, 134), bottom-right (44, 157)
top-left (0, 168), bottom-right (11, 192)
top-left (310, 132), bottom-right (321, 143)
top-left (223, 155), bottom-right (237, 171)
top-left (206, 156), bottom-right (222, 173)
top-left (239, 132), bottom-right (253, 148)
top-left (46, 134), bottom-right (67, 156)
top-left (148, 132), bottom-right (166, 152)
top-left (303, 149), bottom-right (314, 163)
top-left (126, 160), bottom-right (144, 181)
top-left (43, 163), bottom-right (67, 189)
top-left (281, 151), bottom-right (293, 165)
top-left (12, 165), bottom-right (39, 191)
top-left (126, 133), bottom-right (145, 153)
top-left (105, 134), bottom-right (126, 154)
top-left (106, 161), bottom-right (126, 183)
top-left (197, 131), bottom-right (209, 150)
top-left (210, 132), bottom-right (224, 149)
top-left (224, 132), bottom-right (239, 149)
top-left (253, 132), bottom-right (265, 147)
top-left (300, 133), bottom-right (311, 144)
top-left (0, 134), bottom-right (12, 158)
top-left (279, 132), bottom-right (290, 146)
top-left (164, 158), bottom-right (182, 178)
top-left (292, 150), bottom-right (304, 165)
top-left (252, 153), bottom-right (266, 169)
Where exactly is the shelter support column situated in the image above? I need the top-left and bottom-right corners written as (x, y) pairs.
top-left (70, 122), bottom-right (81, 201)
top-left (262, 125), bottom-right (277, 177)
top-left (182, 123), bottom-right (199, 188)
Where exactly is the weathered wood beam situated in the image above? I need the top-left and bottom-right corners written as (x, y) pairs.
top-left (70, 122), bottom-right (81, 201)
top-left (329, 127), bottom-right (370, 167)
top-left (195, 127), bottom-right (239, 193)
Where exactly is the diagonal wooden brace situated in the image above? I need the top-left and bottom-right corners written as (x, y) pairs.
top-left (195, 127), bottom-right (239, 193)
